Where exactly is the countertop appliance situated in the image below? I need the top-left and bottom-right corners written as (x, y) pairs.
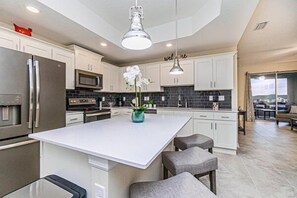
top-left (0, 47), bottom-right (66, 196)
top-left (67, 98), bottom-right (111, 123)
top-left (75, 69), bottom-right (103, 90)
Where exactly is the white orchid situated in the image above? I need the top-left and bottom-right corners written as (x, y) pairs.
top-left (123, 65), bottom-right (151, 109)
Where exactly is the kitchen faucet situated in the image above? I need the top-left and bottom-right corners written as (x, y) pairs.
top-left (178, 94), bottom-right (182, 108)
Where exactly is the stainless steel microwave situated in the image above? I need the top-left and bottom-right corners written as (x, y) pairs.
top-left (75, 69), bottom-right (103, 90)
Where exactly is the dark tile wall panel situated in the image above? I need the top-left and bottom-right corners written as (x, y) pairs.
top-left (66, 86), bottom-right (232, 109)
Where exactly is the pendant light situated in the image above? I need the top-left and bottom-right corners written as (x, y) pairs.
top-left (122, 0), bottom-right (152, 50)
top-left (170, 0), bottom-right (184, 75)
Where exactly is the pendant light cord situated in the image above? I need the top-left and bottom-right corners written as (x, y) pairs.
top-left (175, 0), bottom-right (178, 58)
top-left (135, 0), bottom-right (138, 7)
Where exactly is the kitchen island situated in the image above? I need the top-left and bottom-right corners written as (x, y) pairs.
top-left (29, 114), bottom-right (191, 198)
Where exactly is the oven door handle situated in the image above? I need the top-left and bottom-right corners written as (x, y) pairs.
top-left (85, 112), bottom-right (111, 117)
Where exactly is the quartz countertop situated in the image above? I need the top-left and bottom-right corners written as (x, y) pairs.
top-left (29, 114), bottom-right (191, 169)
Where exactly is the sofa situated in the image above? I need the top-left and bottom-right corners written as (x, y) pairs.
top-left (276, 105), bottom-right (297, 125)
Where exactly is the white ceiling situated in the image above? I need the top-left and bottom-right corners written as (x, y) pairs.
top-left (78, 0), bottom-right (208, 32)
top-left (238, 0), bottom-right (297, 66)
top-left (0, 0), bottom-right (259, 65)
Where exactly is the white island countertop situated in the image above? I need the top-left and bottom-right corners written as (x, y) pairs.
top-left (29, 114), bottom-right (191, 169)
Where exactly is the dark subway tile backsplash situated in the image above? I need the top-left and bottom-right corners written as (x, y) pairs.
top-left (66, 86), bottom-right (232, 109)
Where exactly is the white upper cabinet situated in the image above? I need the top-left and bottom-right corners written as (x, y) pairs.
top-left (139, 64), bottom-right (162, 92)
top-left (0, 29), bottom-right (19, 50)
top-left (194, 53), bottom-right (235, 91)
top-left (100, 62), bottom-right (120, 92)
top-left (52, 47), bottom-right (75, 89)
top-left (160, 60), bottom-right (194, 86)
top-left (70, 45), bottom-right (103, 74)
top-left (20, 37), bottom-right (52, 59)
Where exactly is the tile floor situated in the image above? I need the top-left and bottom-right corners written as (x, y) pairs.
top-left (201, 120), bottom-right (297, 198)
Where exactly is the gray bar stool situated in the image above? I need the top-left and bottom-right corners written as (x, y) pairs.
top-left (162, 147), bottom-right (218, 194)
top-left (130, 172), bottom-right (217, 198)
top-left (174, 134), bottom-right (214, 153)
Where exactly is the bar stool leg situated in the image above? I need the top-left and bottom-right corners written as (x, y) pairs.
top-left (209, 170), bottom-right (216, 195)
top-left (208, 148), bottom-right (213, 154)
top-left (163, 166), bottom-right (168, 179)
top-left (175, 147), bottom-right (179, 151)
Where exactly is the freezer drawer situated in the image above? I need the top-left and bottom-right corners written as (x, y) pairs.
top-left (0, 139), bottom-right (40, 197)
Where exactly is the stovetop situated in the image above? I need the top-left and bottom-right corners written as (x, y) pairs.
top-left (67, 107), bottom-right (110, 113)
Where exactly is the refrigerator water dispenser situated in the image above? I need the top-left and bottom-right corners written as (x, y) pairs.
top-left (0, 95), bottom-right (21, 127)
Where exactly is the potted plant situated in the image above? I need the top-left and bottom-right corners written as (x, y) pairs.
top-left (147, 99), bottom-right (154, 109)
top-left (123, 66), bottom-right (150, 123)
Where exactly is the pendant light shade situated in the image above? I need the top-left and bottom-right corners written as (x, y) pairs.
top-left (170, 57), bottom-right (184, 75)
top-left (170, 0), bottom-right (184, 75)
top-left (122, 0), bottom-right (152, 50)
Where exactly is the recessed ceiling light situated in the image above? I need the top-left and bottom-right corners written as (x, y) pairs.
top-left (26, 6), bottom-right (39, 13)
top-left (100, 43), bottom-right (107, 47)
top-left (166, 43), bottom-right (173, 47)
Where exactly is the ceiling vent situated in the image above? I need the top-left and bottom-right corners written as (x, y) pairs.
top-left (254, 21), bottom-right (268, 31)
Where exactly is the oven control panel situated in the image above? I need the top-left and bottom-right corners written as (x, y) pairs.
top-left (68, 98), bottom-right (96, 106)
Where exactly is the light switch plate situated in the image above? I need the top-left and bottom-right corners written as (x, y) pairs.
top-left (161, 96), bottom-right (165, 101)
top-left (219, 95), bottom-right (225, 101)
top-left (123, 97), bottom-right (126, 101)
top-left (102, 97), bottom-right (105, 102)
top-left (209, 96), bottom-right (213, 101)
top-left (94, 183), bottom-right (105, 198)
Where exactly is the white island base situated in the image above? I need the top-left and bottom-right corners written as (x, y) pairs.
top-left (40, 141), bottom-right (170, 198)
top-left (31, 115), bottom-right (191, 198)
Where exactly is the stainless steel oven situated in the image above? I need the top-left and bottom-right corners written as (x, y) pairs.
top-left (67, 98), bottom-right (111, 123)
top-left (75, 69), bottom-right (103, 90)
top-left (84, 110), bottom-right (111, 123)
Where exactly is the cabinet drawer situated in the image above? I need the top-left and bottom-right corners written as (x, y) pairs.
top-left (214, 113), bottom-right (236, 121)
top-left (66, 114), bottom-right (84, 125)
top-left (193, 112), bottom-right (214, 119)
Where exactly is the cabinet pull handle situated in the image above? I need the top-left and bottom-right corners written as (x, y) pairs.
top-left (211, 123), bottom-right (213, 130)
top-left (23, 46), bottom-right (25, 51)
top-left (70, 118), bottom-right (78, 121)
top-left (221, 116), bottom-right (229, 118)
top-left (200, 115), bottom-right (207, 117)
top-left (16, 44), bottom-right (18, 50)
top-left (210, 81), bottom-right (213, 88)
top-left (214, 81), bottom-right (216, 87)
top-left (215, 123), bottom-right (217, 130)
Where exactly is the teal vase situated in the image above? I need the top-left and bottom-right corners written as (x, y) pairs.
top-left (132, 109), bottom-right (145, 123)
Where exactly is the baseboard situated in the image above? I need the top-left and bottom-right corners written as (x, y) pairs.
top-left (213, 147), bottom-right (237, 155)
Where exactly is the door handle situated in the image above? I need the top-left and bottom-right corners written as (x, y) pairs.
top-left (34, 60), bottom-right (40, 128)
top-left (0, 140), bottom-right (39, 151)
top-left (28, 59), bottom-right (34, 129)
top-left (85, 112), bottom-right (111, 117)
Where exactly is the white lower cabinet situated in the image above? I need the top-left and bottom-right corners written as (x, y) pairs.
top-left (193, 119), bottom-right (213, 138)
top-left (66, 112), bottom-right (84, 127)
top-left (213, 121), bottom-right (237, 149)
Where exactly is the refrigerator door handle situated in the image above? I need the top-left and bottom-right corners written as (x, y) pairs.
top-left (34, 60), bottom-right (40, 128)
top-left (28, 59), bottom-right (34, 129)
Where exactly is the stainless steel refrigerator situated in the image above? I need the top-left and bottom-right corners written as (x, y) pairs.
top-left (0, 47), bottom-right (66, 196)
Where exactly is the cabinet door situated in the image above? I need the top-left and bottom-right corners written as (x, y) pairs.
top-left (0, 30), bottom-right (19, 50)
top-left (109, 65), bottom-right (120, 92)
top-left (145, 64), bottom-right (161, 92)
top-left (75, 51), bottom-right (90, 71)
top-left (213, 121), bottom-right (237, 149)
top-left (213, 55), bottom-right (233, 90)
top-left (193, 119), bottom-right (213, 139)
top-left (160, 62), bottom-right (175, 86)
top-left (20, 38), bottom-right (52, 59)
top-left (176, 60), bottom-right (194, 86)
top-left (90, 55), bottom-right (101, 74)
top-left (194, 58), bottom-right (213, 90)
top-left (52, 48), bottom-right (75, 89)
top-left (100, 63), bottom-right (110, 92)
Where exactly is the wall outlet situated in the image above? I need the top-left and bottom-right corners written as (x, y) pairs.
top-left (209, 96), bottom-right (213, 101)
top-left (147, 96), bottom-right (150, 101)
top-left (94, 183), bottom-right (105, 198)
top-left (102, 97), bottom-right (105, 102)
top-left (123, 97), bottom-right (126, 101)
top-left (161, 96), bottom-right (165, 101)
top-left (219, 95), bottom-right (225, 101)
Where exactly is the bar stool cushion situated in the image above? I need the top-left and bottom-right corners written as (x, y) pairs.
top-left (162, 147), bottom-right (218, 176)
top-left (174, 134), bottom-right (214, 150)
top-left (130, 172), bottom-right (216, 198)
